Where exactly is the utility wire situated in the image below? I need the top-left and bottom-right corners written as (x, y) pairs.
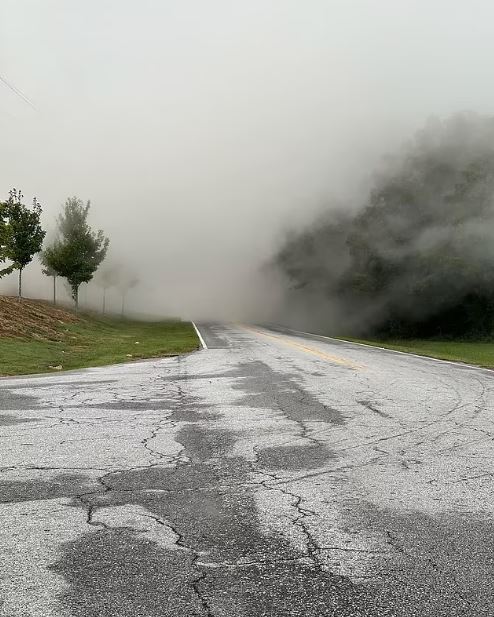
top-left (0, 73), bottom-right (36, 110)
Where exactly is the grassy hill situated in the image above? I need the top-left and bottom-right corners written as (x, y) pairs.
top-left (0, 296), bottom-right (199, 376)
top-left (0, 296), bottom-right (80, 340)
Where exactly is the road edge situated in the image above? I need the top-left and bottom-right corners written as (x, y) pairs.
top-left (266, 324), bottom-right (492, 373)
top-left (192, 322), bottom-right (208, 350)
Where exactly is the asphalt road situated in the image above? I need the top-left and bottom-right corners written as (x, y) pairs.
top-left (0, 323), bottom-right (493, 616)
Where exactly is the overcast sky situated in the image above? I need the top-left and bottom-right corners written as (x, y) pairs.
top-left (1, 1), bottom-right (494, 317)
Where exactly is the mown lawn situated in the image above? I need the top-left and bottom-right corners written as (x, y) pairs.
top-left (0, 317), bottom-right (199, 376)
top-left (340, 337), bottom-right (494, 369)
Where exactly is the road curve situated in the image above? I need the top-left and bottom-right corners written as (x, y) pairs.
top-left (0, 323), bottom-right (493, 616)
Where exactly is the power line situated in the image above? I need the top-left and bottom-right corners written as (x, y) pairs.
top-left (0, 73), bottom-right (36, 110)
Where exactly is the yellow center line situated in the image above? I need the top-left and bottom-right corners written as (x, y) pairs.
top-left (239, 325), bottom-right (364, 370)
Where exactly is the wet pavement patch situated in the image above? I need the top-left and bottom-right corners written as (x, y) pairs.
top-left (49, 402), bottom-right (369, 617)
top-left (40, 358), bottom-right (493, 616)
top-left (228, 361), bottom-right (346, 425)
top-left (257, 444), bottom-right (335, 470)
top-left (362, 507), bottom-right (494, 615)
top-left (44, 458), bottom-right (494, 617)
top-left (201, 562), bottom-right (368, 617)
top-left (160, 373), bottom-right (230, 381)
top-left (0, 390), bottom-right (41, 410)
top-left (57, 455), bottom-right (364, 616)
top-left (178, 424), bottom-right (236, 462)
top-left (169, 400), bottom-right (216, 423)
top-left (50, 529), bottom-right (202, 617)
top-left (0, 413), bottom-right (38, 426)
top-left (47, 365), bottom-right (366, 616)
top-left (53, 419), bottom-right (355, 615)
top-left (0, 474), bottom-right (100, 504)
top-left (58, 452), bottom-right (488, 616)
top-left (86, 400), bottom-right (176, 411)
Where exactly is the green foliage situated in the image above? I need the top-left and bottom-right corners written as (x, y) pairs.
top-left (47, 197), bottom-right (109, 305)
top-left (40, 255), bottom-right (57, 278)
top-left (275, 113), bottom-right (494, 338)
top-left (0, 201), bottom-right (12, 277)
top-left (0, 189), bottom-right (46, 295)
top-left (40, 243), bottom-right (65, 277)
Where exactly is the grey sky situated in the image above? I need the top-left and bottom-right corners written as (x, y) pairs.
top-left (1, 1), bottom-right (494, 317)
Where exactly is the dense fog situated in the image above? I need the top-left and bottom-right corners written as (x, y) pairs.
top-left (2, 2), bottom-right (494, 324)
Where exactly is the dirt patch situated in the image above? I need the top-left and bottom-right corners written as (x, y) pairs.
top-left (0, 295), bottom-right (80, 340)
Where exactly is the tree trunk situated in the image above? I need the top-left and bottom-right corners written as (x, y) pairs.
top-left (18, 268), bottom-right (23, 299)
top-left (74, 286), bottom-right (79, 311)
top-left (53, 276), bottom-right (57, 305)
top-left (103, 288), bottom-right (106, 315)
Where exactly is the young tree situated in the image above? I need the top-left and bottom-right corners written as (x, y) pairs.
top-left (93, 263), bottom-right (121, 315)
top-left (52, 197), bottom-right (109, 309)
top-left (40, 246), bottom-right (63, 305)
top-left (1, 189), bottom-right (46, 298)
top-left (119, 276), bottom-right (139, 318)
top-left (0, 201), bottom-right (13, 278)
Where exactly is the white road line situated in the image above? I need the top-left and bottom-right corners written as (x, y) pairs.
top-left (268, 325), bottom-right (492, 373)
top-left (192, 322), bottom-right (208, 350)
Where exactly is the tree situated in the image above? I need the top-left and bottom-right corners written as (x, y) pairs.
top-left (119, 276), bottom-right (139, 318)
top-left (52, 197), bottom-right (109, 309)
top-left (274, 113), bottom-right (494, 338)
top-left (40, 246), bottom-right (63, 305)
top-left (97, 264), bottom-right (139, 317)
top-left (0, 201), bottom-right (12, 278)
top-left (1, 189), bottom-right (46, 298)
top-left (93, 263), bottom-right (121, 315)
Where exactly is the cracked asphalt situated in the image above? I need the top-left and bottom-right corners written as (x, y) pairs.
top-left (0, 323), bottom-right (493, 616)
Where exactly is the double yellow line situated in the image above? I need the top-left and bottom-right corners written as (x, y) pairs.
top-left (240, 325), bottom-right (363, 370)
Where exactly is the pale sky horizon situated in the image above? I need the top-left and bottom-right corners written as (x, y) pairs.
top-left (2, 1), bottom-right (494, 318)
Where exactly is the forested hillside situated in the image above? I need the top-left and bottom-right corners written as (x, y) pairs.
top-left (276, 113), bottom-right (494, 338)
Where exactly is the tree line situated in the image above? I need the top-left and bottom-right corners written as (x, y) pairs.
top-left (275, 113), bottom-right (494, 339)
top-left (0, 191), bottom-right (109, 308)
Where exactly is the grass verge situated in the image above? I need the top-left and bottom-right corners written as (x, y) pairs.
top-left (0, 317), bottom-right (199, 376)
top-left (339, 336), bottom-right (494, 369)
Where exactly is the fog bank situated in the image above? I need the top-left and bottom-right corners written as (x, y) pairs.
top-left (2, 2), bottom-right (494, 320)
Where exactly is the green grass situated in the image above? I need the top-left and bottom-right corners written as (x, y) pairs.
top-left (0, 317), bottom-right (199, 376)
top-left (339, 336), bottom-right (494, 368)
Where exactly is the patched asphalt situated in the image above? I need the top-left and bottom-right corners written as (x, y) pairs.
top-left (0, 324), bottom-right (493, 616)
